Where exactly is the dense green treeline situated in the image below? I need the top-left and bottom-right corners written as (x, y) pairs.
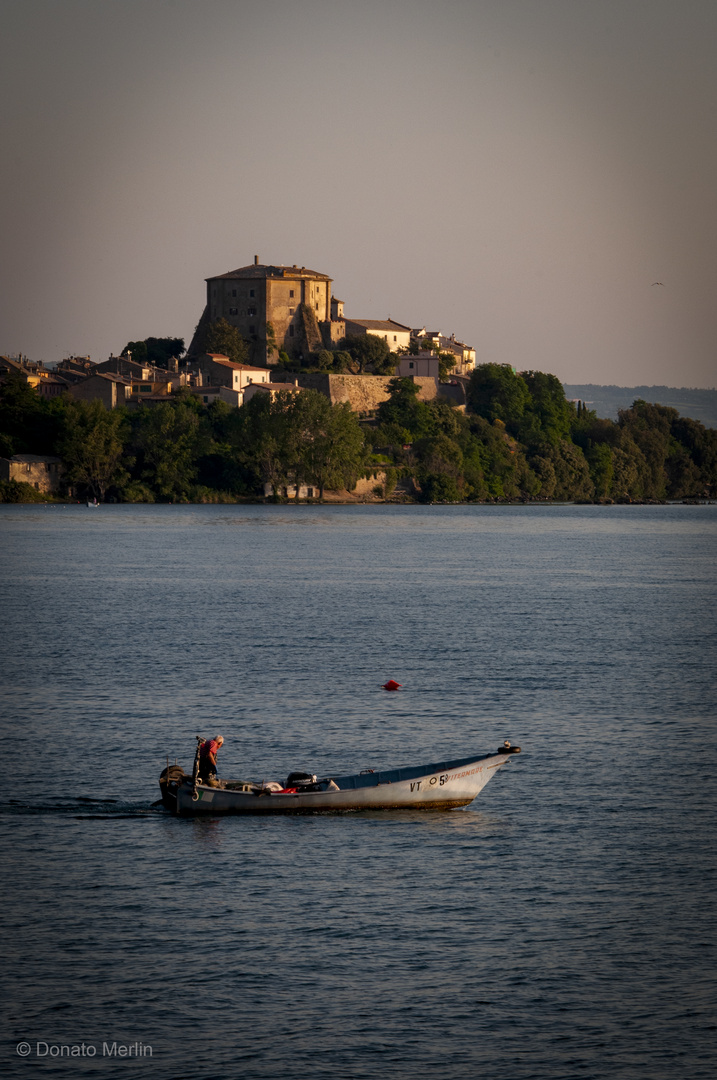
top-left (1, 366), bottom-right (715, 503)
top-left (0, 377), bottom-right (366, 502)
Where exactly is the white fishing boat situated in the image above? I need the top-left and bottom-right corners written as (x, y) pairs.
top-left (159, 741), bottom-right (521, 816)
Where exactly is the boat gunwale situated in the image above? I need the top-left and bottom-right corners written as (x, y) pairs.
top-left (171, 751), bottom-right (513, 815)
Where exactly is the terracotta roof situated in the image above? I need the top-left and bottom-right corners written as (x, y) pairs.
top-left (345, 319), bottom-right (412, 332)
top-left (250, 382), bottom-right (300, 392)
top-left (91, 372), bottom-right (130, 384)
top-left (5, 454), bottom-right (62, 464)
top-left (210, 358), bottom-right (272, 372)
top-left (208, 263), bottom-right (331, 282)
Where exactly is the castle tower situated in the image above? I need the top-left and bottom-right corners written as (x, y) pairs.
top-left (189, 258), bottom-right (333, 365)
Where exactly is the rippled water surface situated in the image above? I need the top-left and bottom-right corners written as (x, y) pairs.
top-left (1, 503), bottom-right (715, 1079)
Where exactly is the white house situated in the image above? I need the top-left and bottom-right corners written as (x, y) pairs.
top-left (200, 354), bottom-right (272, 393)
top-left (343, 319), bottom-right (412, 353)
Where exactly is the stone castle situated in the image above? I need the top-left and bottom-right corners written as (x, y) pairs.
top-left (188, 257), bottom-right (337, 365)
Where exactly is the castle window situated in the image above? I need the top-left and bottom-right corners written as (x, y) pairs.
top-left (232, 289), bottom-right (237, 297)
top-left (289, 308), bottom-right (295, 315)
top-left (289, 290), bottom-right (294, 298)
top-left (315, 303), bottom-right (319, 310)
top-left (393, 336), bottom-right (397, 341)
top-left (248, 307), bottom-right (256, 316)
top-left (229, 307), bottom-right (238, 315)
top-left (249, 289), bottom-right (255, 298)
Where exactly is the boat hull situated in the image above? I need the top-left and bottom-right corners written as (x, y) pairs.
top-left (172, 751), bottom-right (514, 816)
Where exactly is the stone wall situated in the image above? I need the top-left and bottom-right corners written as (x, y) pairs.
top-left (290, 374), bottom-right (439, 412)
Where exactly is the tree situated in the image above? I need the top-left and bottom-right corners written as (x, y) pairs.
top-left (206, 319), bottom-right (249, 364)
top-left (315, 349), bottom-right (335, 372)
top-left (466, 364), bottom-right (530, 429)
top-left (299, 396), bottom-right (366, 499)
top-left (437, 352), bottom-right (457, 381)
top-left (340, 334), bottom-right (394, 375)
top-left (130, 399), bottom-right (203, 500)
top-left (518, 371), bottom-right (574, 447)
top-left (57, 399), bottom-right (129, 500)
top-left (414, 432), bottom-right (464, 502)
top-left (0, 375), bottom-right (60, 455)
top-left (584, 443), bottom-right (614, 499)
top-left (231, 392), bottom-right (291, 495)
top-left (377, 378), bottom-right (436, 440)
top-left (121, 340), bottom-right (148, 364)
top-left (618, 400), bottom-right (674, 499)
top-left (531, 440), bottom-right (593, 500)
top-left (332, 350), bottom-right (353, 372)
top-left (122, 337), bottom-right (186, 368)
top-left (233, 389), bottom-right (366, 499)
top-left (267, 390), bottom-right (360, 500)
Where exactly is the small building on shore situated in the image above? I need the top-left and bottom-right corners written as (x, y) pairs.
top-left (0, 454), bottom-right (63, 493)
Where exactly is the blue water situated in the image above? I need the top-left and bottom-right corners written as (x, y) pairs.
top-left (1, 504), bottom-right (715, 1079)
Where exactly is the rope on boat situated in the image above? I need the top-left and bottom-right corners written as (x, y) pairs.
top-left (191, 735), bottom-right (205, 801)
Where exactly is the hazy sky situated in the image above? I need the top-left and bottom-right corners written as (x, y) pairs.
top-left (2, 0), bottom-right (716, 386)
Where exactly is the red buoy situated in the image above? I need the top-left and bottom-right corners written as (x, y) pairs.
top-left (382, 679), bottom-right (402, 691)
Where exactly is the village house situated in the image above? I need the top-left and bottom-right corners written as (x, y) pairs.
top-left (200, 353), bottom-right (271, 389)
top-left (343, 318), bottom-right (412, 352)
top-left (95, 356), bottom-right (152, 381)
top-left (199, 354), bottom-right (273, 396)
top-left (0, 355), bottom-right (58, 389)
top-left (68, 372), bottom-right (130, 409)
top-left (54, 357), bottom-right (96, 384)
top-left (0, 454), bottom-right (63, 493)
top-left (242, 381), bottom-right (302, 405)
top-left (410, 329), bottom-right (476, 376)
top-left (36, 374), bottom-right (70, 398)
top-left (190, 386), bottom-right (224, 406)
top-left (262, 481), bottom-right (319, 500)
top-left (395, 353), bottom-right (441, 379)
top-left (437, 334), bottom-right (475, 375)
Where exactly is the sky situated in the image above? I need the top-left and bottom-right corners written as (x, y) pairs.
top-left (1, 0), bottom-right (716, 387)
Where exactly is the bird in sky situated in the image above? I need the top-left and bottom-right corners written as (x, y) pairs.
top-left (652, 282), bottom-right (664, 286)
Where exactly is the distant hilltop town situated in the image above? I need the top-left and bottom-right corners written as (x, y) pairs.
top-left (0, 257), bottom-right (476, 415)
top-left (2, 256), bottom-right (715, 507)
top-left (187, 256), bottom-right (476, 373)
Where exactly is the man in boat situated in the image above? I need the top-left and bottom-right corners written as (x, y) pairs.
top-left (198, 735), bottom-right (224, 784)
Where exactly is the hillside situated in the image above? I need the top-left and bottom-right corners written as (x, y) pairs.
top-left (563, 385), bottom-right (717, 428)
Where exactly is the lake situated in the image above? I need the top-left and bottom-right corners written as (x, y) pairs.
top-left (1, 503), bottom-right (715, 1079)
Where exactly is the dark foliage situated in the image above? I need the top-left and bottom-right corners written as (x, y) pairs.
top-left (2, 363), bottom-right (715, 503)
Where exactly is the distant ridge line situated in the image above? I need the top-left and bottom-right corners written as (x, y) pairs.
top-left (562, 383), bottom-right (717, 428)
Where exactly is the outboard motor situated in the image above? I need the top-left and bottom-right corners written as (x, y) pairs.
top-left (285, 771), bottom-right (320, 791)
